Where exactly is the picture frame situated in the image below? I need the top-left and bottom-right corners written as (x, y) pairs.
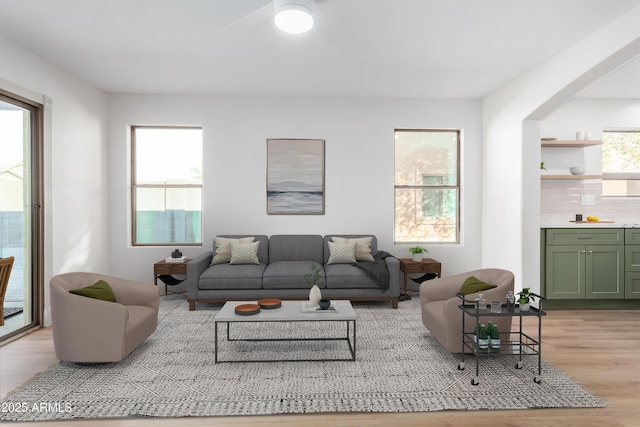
top-left (267, 138), bottom-right (325, 215)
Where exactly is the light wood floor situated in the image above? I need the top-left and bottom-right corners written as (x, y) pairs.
top-left (1, 309), bottom-right (639, 427)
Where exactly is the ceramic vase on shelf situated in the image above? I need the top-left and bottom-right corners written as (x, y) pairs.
top-left (309, 285), bottom-right (322, 306)
top-left (412, 253), bottom-right (422, 262)
top-left (519, 302), bottom-right (530, 312)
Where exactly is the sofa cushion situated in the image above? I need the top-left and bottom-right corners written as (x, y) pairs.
top-left (230, 241), bottom-right (260, 264)
top-left (69, 280), bottom-right (116, 302)
top-left (327, 241), bottom-right (357, 264)
top-left (323, 235), bottom-right (378, 264)
top-left (211, 236), bottom-right (255, 265)
top-left (268, 235), bottom-right (324, 264)
top-left (324, 264), bottom-right (379, 289)
top-left (459, 275), bottom-right (497, 295)
top-left (198, 264), bottom-right (265, 290)
top-left (214, 235), bottom-right (269, 264)
top-left (332, 236), bottom-right (375, 262)
top-left (263, 261), bottom-right (326, 289)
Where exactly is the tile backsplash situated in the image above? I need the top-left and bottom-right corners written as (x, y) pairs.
top-left (541, 181), bottom-right (640, 224)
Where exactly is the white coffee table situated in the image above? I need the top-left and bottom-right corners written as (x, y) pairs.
top-left (214, 300), bottom-right (356, 363)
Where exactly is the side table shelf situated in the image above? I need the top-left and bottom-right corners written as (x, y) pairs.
top-left (456, 292), bottom-right (546, 386)
top-left (154, 259), bottom-right (191, 295)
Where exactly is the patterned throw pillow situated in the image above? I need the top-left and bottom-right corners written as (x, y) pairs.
top-left (332, 236), bottom-right (374, 262)
top-left (211, 236), bottom-right (255, 265)
top-left (327, 241), bottom-right (357, 264)
top-left (229, 241), bottom-right (260, 265)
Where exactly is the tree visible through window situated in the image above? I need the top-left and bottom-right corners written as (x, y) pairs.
top-left (132, 126), bottom-right (202, 245)
top-left (395, 129), bottom-right (460, 243)
top-left (602, 131), bottom-right (640, 197)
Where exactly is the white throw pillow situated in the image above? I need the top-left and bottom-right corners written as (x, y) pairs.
top-left (332, 236), bottom-right (374, 262)
top-left (327, 241), bottom-right (357, 264)
top-left (211, 236), bottom-right (255, 265)
top-left (230, 241), bottom-right (260, 265)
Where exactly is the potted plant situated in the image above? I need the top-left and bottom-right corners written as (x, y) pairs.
top-left (517, 287), bottom-right (536, 312)
top-left (409, 246), bottom-right (429, 262)
top-left (303, 263), bottom-right (323, 305)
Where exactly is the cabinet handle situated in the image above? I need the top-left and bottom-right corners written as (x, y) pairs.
top-left (577, 236), bottom-right (592, 240)
top-left (580, 250), bottom-right (586, 254)
top-left (587, 250), bottom-right (593, 254)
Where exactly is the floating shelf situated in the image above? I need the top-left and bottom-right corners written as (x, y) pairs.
top-left (541, 140), bottom-right (602, 147)
top-left (541, 175), bottom-right (602, 180)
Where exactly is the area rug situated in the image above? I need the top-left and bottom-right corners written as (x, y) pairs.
top-left (0, 296), bottom-right (605, 421)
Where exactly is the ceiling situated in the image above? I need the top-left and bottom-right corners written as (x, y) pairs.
top-left (0, 0), bottom-right (639, 98)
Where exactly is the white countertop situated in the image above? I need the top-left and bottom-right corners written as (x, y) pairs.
top-left (541, 222), bottom-right (639, 228)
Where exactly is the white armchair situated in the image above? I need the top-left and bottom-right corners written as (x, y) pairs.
top-left (419, 268), bottom-right (514, 353)
top-left (50, 272), bottom-right (159, 363)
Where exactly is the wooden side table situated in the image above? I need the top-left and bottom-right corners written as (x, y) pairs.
top-left (398, 258), bottom-right (442, 301)
top-left (154, 259), bottom-right (191, 295)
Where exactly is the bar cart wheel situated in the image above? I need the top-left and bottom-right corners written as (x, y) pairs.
top-left (534, 376), bottom-right (542, 384)
top-left (457, 362), bottom-right (465, 370)
top-left (515, 361), bottom-right (524, 369)
top-left (471, 377), bottom-right (479, 386)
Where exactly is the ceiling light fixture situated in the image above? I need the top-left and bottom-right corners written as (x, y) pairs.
top-left (274, 0), bottom-right (315, 34)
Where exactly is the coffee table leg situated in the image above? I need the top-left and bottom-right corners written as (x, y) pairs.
top-left (353, 320), bottom-right (357, 360)
top-left (214, 321), bottom-right (219, 363)
top-left (346, 319), bottom-right (356, 361)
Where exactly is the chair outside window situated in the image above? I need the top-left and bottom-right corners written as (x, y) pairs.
top-left (0, 256), bottom-right (15, 327)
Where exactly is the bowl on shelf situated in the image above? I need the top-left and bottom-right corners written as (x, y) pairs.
top-left (569, 166), bottom-right (586, 175)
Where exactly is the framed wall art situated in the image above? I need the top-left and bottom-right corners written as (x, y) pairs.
top-left (266, 138), bottom-right (325, 215)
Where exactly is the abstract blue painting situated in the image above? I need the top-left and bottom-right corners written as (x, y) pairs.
top-left (267, 139), bottom-right (325, 214)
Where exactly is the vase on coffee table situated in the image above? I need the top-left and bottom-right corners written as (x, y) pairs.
top-left (309, 285), bottom-right (322, 306)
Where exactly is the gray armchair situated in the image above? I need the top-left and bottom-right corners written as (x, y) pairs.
top-left (420, 268), bottom-right (514, 353)
top-left (50, 272), bottom-right (159, 363)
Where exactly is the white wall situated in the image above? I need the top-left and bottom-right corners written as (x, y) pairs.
top-left (541, 98), bottom-right (640, 224)
top-left (482, 6), bottom-right (640, 295)
top-left (0, 35), bottom-right (109, 324)
top-left (108, 95), bottom-right (484, 286)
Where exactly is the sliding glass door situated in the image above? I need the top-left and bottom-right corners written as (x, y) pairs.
top-left (0, 91), bottom-right (43, 341)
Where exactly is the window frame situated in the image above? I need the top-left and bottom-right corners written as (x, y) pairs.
top-left (131, 125), bottom-right (203, 246)
top-left (394, 128), bottom-right (461, 244)
top-left (602, 129), bottom-right (640, 198)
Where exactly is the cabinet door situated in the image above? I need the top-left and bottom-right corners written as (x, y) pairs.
top-left (546, 245), bottom-right (585, 299)
top-left (625, 245), bottom-right (640, 272)
top-left (625, 273), bottom-right (640, 299)
top-left (586, 245), bottom-right (625, 299)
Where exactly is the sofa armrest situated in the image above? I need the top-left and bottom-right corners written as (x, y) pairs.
top-left (186, 252), bottom-right (213, 299)
top-left (420, 271), bottom-right (471, 304)
top-left (50, 283), bottom-right (129, 361)
top-left (100, 275), bottom-right (159, 310)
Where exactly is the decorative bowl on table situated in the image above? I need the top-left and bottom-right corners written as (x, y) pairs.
top-left (569, 166), bottom-right (586, 175)
top-left (318, 299), bottom-right (331, 310)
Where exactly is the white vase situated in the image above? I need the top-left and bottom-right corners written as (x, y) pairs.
top-left (519, 302), bottom-right (530, 312)
top-left (411, 253), bottom-right (422, 262)
top-left (309, 284), bottom-right (322, 306)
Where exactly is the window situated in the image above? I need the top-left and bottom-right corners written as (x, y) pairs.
top-left (602, 130), bottom-right (640, 197)
top-left (394, 129), bottom-right (460, 243)
top-left (132, 126), bottom-right (202, 245)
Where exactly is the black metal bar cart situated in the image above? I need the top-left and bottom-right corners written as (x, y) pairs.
top-left (456, 292), bottom-right (546, 386)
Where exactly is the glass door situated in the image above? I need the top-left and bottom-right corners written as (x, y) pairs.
top-left (0, 92), bottom-right (43, 341)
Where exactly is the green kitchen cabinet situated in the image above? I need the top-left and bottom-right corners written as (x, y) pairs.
top-left (625, 229), bottom-right (640, 299)
top-left (545, 229), bottom-right (625, 300)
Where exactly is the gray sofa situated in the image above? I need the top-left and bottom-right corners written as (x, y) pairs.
top-left (185, 234), bottom-right (400, 309)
